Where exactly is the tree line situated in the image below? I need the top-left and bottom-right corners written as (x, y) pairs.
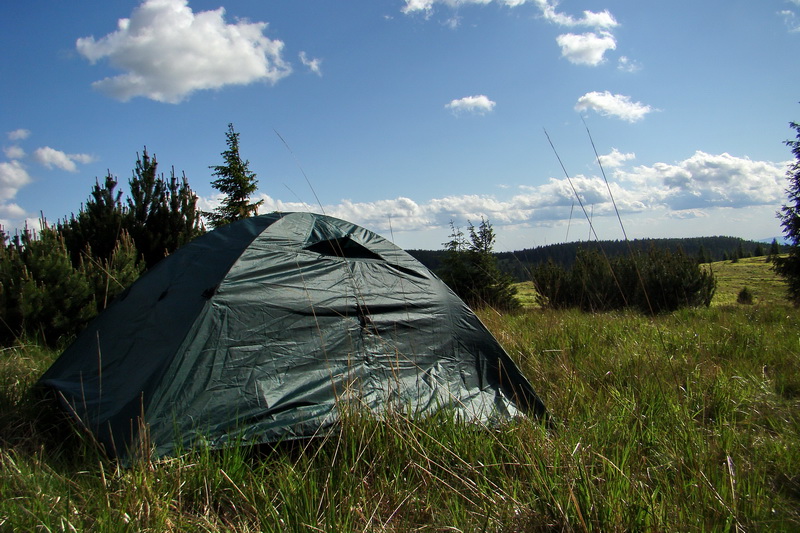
top-left (411, 236), bottom-right (783, 281)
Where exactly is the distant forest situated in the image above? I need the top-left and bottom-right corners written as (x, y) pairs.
top-left (408, 236), bottom-right (785, 282)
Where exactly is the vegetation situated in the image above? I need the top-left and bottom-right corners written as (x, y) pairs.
top-left (1, 294), bottom-right (798, 530)
top-left (0, 149), bottom-right (201, 346)
top-left (59, 149), bottom-right (203, 269)
top-left (530, 246), bottom-right (716, 313)
top-left (410, 236), bottom-right (781, 281)
top-left (438, 218), bottom-right (519, 311)
top-left (124, 150), bottom-right (203, 268)
top-left (205, 123), bottom-right (263, 228)
top-left (1, 122), bottom-right (798, 529)
top-left (774, 119), bottom-right (800, 305)
top-left (0, 224), bottom-right (142, 345)
top-left (708, 255), bottom-right (790, 307)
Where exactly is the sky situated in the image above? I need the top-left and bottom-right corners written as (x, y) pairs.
top-left (2, 0), bottom-right (799, 251)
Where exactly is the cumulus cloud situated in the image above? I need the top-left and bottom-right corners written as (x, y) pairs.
top-left (33, 147), bottom-right (95, 172)
top-left (207, 151), bottom-right (787, 244)
top-left (445, 94), bottom-right (496, 115)
top-left (4, 146), bottom-right (25, 160)
top-left (76, 0), bottom-right (291, 103)
top-left (598, 148), bottom-right (635, 168)
top-left (299, 52), bottom-right (322, 76)
top-left (7, 129), bottom-right (30, 141)
top-left (402, 0), bottom-right (622, 71)
top-left (614, 151), bottom-right (787, 210)
top-left (556, 31), bottom-right (616, 66)
top-left (402, 0), bottom-right (618, 31)
top-left (575, 91), bottom-right (654, 122)
top-left (537, 3), bottom-right (617, 30)
top-left (0, 161), bottom-right (32, 202)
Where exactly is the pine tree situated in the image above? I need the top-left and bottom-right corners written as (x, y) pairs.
top-left (126, 149), bottom-right (165, 266)
top-left (127, 149), bottom-right (202, 267)
top-left (767, 238), bottom-right (781, 262)
top-left (774, 119), bottom-right (800, 305)
top-left (206, 124), bottom-right (263, 228)
top-left (438, 218), bottom-right (519, 311)
top-left (60, 172), bottom-right (126, 265)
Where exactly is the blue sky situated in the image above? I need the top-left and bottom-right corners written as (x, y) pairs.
top-left (2, 0), bottom-right (799, 251)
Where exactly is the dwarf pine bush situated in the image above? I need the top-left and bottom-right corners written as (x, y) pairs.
top-left (532, 246), bottom-right (716, 313)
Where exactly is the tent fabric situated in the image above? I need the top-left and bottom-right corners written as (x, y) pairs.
top-left (38, 212), bottom-right (546, 461)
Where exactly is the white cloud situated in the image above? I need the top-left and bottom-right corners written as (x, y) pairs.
top-left (402, 0), bottom-right (618, 30)
top-left (615, 151), bottom-right (787, 210)
top-left (445, 94), bottom-right (496, 115)
top-left (617, 56), bottom-right (641, 73)
top-left (575, 91), bottom-right (654, 122)
top-left (780, 9), bottom-right (800, 32)
top-left (7, 129), bottom-right (30, 141)
top-left (537, 3), bottom-right (618, 30)
top-left (402, 0), bottom-right (435, 15)
top-left (556, 31), bottom-right (616, 66)
top-left (0, 203), bottom-right (27, 220)
top-left (33, 147), bottom-right (95, 172)
top-left (402, 0), bottom-right (521, 16)
top-left (4, 146), bottom-right (25, 160)
top-left (0, 161), bottom-right (32, 201)
top-left (211, 151), bottom-right (787, 247)
top-left (598, 148), bottom-right (635, 168)
top-left (76, 0), bottom-right (291, 103)
top-left (401, 0), bottom-right (622, 72)
top-left (299, 52), bottom-right (322, 76)
top-left (444, 15), bottom-right (462, 29)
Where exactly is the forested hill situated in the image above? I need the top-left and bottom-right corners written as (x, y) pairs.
top-left (407, 236), bottom-right (783, 281)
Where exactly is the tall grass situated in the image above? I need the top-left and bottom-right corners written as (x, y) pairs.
top-left (1, 305), bottom-right (799, 531)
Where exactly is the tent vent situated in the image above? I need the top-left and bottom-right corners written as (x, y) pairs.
top-left (305, 236), bottom-right (382, 260)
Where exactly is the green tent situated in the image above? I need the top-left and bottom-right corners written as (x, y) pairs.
top-left (38, 212), bottom-right (545, 461)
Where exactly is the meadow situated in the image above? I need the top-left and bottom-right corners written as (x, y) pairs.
top-left (0, 258), bottom-right (798, 531)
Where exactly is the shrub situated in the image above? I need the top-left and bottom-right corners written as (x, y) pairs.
top-left (737, 286), bottom-right (754, 305)
top-left (0, 225), bottom-right (143, 346)
top-left (532, 246), bottom-right (716, 313)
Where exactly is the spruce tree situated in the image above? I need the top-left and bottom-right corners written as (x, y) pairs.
top-left (774, 119), bottom-right (800, 305)
top-left (206, 124), bottom-right (263, 228)
top-left (767, 238), bottom-right (780, 262)
top-left (438, 218), bottom-right (519, 311)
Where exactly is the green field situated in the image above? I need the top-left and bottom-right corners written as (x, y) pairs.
top-left (706, 256), bottom-right (789, 306)
top-left (1, 260), bottom-right (799, 531)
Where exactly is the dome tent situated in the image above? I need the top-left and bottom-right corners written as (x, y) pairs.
top-left (38, 212), bottom-right (546, 462)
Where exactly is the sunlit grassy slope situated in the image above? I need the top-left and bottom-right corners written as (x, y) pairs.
top-left (707, 255), bottom-right (789, 306)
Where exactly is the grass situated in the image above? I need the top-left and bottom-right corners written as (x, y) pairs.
top-left (1, 263), bottom-right (799, 530)
top-left (706, 255), bottom-right (788, 307)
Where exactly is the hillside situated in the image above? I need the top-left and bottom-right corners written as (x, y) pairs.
top-left (706, 255), bottom-right (789, 306)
